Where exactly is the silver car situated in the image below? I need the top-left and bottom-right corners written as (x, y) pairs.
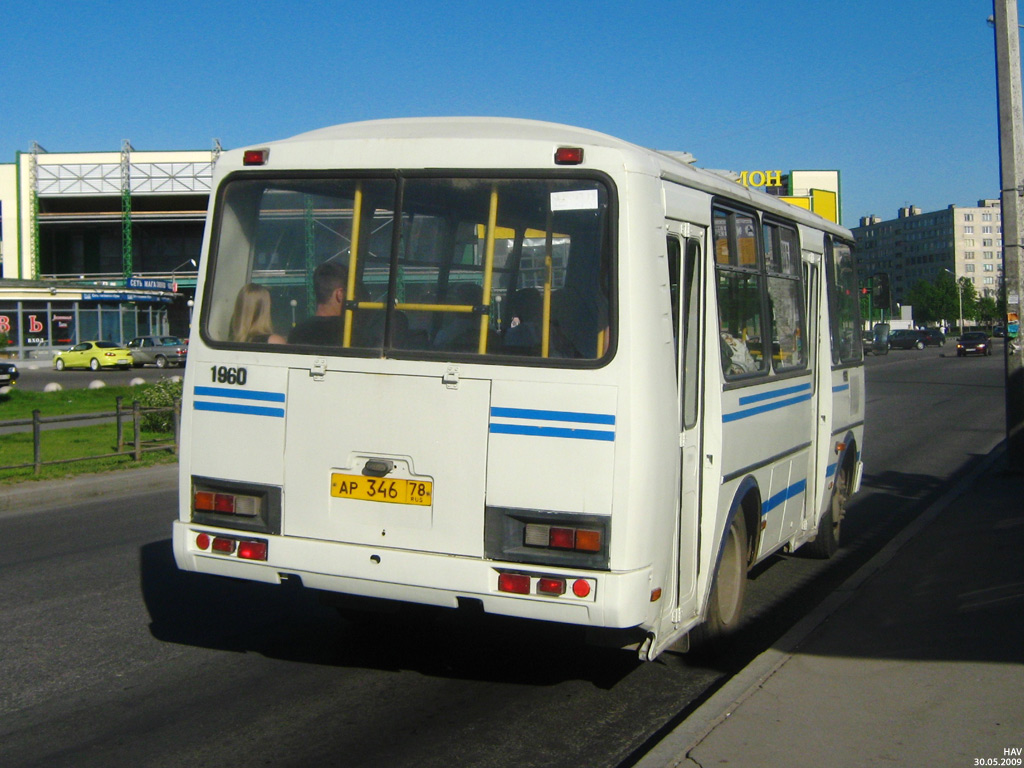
top-left (126, 336), bottom-right (188, 368)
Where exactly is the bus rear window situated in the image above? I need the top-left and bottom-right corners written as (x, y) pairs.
top-left (203, 175), bottom-right (613, 363)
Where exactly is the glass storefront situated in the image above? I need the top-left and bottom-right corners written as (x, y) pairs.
top-left (0, 299), bottom-right (179, 359)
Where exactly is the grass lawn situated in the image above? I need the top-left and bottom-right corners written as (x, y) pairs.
top-left (0, 384), bottom-right (179, 484)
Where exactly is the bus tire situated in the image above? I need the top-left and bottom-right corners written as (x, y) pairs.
top-left (805, 462), bottom-right (849, 559)
top-left (694, 511), bottom-right (748, 645)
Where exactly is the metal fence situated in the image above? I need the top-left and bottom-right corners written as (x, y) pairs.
top-left (0, 397), bottom-right (181, 474)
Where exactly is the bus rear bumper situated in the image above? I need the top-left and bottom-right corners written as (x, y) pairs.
top-left (172, 521), bottom-right (652, 629)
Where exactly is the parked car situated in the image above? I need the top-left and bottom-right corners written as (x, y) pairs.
top-left (956, 331), bottom-right (992, 357)
top-left (887, 329), bottom-right (927, 350)
top-left (53, 341), bottom-right (133, 371)
top-left (0, 361), bottom-right (18, 387)
top-left (919, 328), bottom-right (945, 347)
top-left (993, 325), bottom-right (1006, 338)
top-left (126, 335), bottom-right (188, 368)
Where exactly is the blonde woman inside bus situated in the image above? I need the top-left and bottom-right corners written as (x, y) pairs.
top-left (229, 283), bottom-right (286, 344)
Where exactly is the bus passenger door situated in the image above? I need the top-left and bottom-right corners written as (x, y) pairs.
top-left (668, 229), bottom-right (704, 615)
top-left (804, 250), bottom-right (828, 529)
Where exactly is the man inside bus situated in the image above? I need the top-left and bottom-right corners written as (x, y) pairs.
top-left (288, 260), bottom-right (349, 346)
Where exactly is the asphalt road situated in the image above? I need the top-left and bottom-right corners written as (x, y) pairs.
top-left (0, 346), bottom-right (1008, 768)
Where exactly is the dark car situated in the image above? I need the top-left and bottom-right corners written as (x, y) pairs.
top-left (919, 328), bottom-right (945, 347)
top-left (957, 331), bottom-right (992, 357)
top-left (993, 325), bottom-right (1007, 338)
top-left (0, 361), bottom-right (18, 388)
top-left (126, 335), bottom-right (188, 368)
top-left (887, 329), bottom-right (927, 350)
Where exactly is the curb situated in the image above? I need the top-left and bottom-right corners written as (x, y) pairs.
top-left (632, 442), bottom-right (1007, 768)
top-left (0, 462), bottom-right (179, 519)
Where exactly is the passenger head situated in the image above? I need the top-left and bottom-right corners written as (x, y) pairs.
top-left (313, 260), bottom-right (349, 314)
top-left (229, 283), bottom-right (275, 342)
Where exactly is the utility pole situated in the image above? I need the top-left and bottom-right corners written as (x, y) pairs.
top-left (993, 0), bottom-right (1024, 470)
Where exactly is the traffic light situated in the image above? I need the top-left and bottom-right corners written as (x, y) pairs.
top-left (872, 272), bottom-right (891, 310)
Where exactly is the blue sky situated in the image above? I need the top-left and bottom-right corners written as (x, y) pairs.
top-left (0, 0), bottom-right (1007, 226)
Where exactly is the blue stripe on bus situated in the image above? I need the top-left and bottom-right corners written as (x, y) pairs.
top-left (194, 401), bottom-right (285, 418)
top-left (826, 461), bottom-right (837, 478)
top-left (761, 478), bottom-right (807, 516)
top-left (194, 386), bottom-right (286, 403)
top-left (832, 383), bottom-right (850, 393)
top-left (489, 423), bottom-right (615, 441)
top-left (723, 392), bottom-right (813, 422)
top-left (737, 382), bottom-right (812, 406)
top-left (490, 406), bottom-right (616, 425)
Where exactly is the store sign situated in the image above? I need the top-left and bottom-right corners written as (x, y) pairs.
top-left (82, 293), bottom-right (172, 303)
top-left (739, 170), bottom-right (784, 188)
top-left (126, 277), bottom-right (173, 291)
top-left (0, 312), bottom-right (72, 345)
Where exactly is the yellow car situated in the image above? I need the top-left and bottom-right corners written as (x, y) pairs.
top-left (54, 341), bottom-right (134, 371)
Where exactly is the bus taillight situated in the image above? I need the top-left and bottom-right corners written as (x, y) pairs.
top-left (536, 577), bottom-right (566, 596)
top-left (497, 573), bottom-right (531, 594)
top-left (496, 570), bottom-right (595, 600)
top-left (238, 540), bottom-right (268, 561)
top-left (192, 531), bottom-right (268, 561)
top-left (525, 523), bottom-right (602, 553)
top-left (194, 490), bottom-right (260, 517)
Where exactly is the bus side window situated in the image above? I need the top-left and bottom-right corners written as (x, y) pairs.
top-left (713, 206), bottom-right (767, 379)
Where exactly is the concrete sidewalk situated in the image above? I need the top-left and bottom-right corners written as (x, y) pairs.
top-left (639, 445), bottom-right (1024, 768)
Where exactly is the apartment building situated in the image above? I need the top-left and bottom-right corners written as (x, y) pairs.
top-left (852, 199), bottom-right (1003, 304)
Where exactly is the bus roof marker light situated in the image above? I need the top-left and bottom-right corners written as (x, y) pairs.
top-left (554, 147), bottom-right (584, 165)
top-left (243, 148), bottom-right (269, 166)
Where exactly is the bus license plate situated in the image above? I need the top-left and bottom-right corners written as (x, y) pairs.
top-left (330, 474), bottom-right (433, 506)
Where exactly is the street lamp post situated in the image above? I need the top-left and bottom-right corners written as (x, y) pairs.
top-left (945, 269), bottom-right (964, 334)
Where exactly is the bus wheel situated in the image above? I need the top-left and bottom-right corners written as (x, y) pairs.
top-left (695, 512), bottom-right (748, 645)
top-left (805, 463), bottom-right (848, 559)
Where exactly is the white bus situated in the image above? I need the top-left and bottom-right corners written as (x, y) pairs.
top-left (172, 118), bottom-right (864, 660)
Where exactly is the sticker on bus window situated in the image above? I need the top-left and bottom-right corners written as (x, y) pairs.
top-left (551, 189), bottom-right (599, 211)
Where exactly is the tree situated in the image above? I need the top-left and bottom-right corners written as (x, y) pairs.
top-left (933, 272), bottom-right (961, 326)
top-left (906, 280), bottom-right (938, 325)
top-left (958, 277), bottom-right (979, 323)
top-left (978, 295), bottom-right (999, 325)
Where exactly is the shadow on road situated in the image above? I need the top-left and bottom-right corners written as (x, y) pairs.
top-left (139, 539), bottom-right (638, 690)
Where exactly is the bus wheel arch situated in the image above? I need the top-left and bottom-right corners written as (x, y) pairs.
top-left (694, 484), bottom-right (757, 645)
top-left (805, 438), bottom-right (857, 559)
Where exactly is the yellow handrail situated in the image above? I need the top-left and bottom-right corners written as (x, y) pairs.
top-left (542, 255), bottom-right (552, 357)
top-left (342, 182), bottom-right (363, 348)
top-left (477, 185), bottom-right (498, 354)
top-left (395, 302), bottom-right (476, 313)
top-left (541, 209), bottom-right (554, 357)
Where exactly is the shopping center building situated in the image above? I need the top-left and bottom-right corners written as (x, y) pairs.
top-left (0, 142), bottom-right (215, 358)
